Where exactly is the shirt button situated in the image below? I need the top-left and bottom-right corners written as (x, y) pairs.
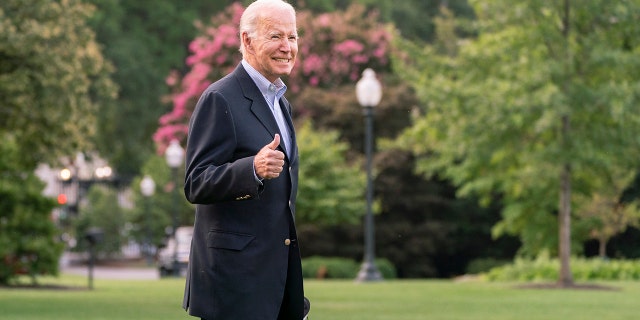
top-left (284, 239), bottom-right (291, 246)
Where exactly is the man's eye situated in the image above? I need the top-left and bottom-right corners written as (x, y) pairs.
top-left (271, 35), bottom-right (281, 40)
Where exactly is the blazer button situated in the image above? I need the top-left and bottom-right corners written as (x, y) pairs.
top-left (284, 239), bottom-right (291, 246)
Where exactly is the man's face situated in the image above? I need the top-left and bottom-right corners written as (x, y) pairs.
top-left (244, 8), bottom-right (298, 83)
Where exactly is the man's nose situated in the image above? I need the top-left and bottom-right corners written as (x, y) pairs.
top-left (280, 39), bottom-right (293, 51)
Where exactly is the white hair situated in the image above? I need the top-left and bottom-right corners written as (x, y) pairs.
top-left (239, 0), bottom-right (296, 57)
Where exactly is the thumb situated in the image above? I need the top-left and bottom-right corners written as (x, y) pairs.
top-left (267, 134), bottom-right (280, 150)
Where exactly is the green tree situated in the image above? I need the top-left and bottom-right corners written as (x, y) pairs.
top-left (0, 139), bottom-right (62, 285)
top-left (577, 169), bottom-right (640, 258)
top-left (395, 0), bottom-right (640, 286)
top-left (86, 0), bottom-right (233, 178)
top-left (74, 185), bottom-right (126, 257)
top-left (296, 120), bottom-right (366, 225)
top-left (128, 155), bottom-right (193, 251)
top-left (286, 0), bottom-right (475, 43)
top-left (357, 0), bottom-right (474, 43)
top-left (0, 0), bottom-right (116, 168)
top-left (0, 0), bottom-right (115, 285)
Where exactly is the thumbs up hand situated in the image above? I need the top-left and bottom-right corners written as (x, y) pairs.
top-left (254, 134), bottom-right (285, 180)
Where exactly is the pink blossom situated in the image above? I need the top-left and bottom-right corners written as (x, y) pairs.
top-left (316, 14), bottom-right (331, 28)
top-left (309, 76), bottom-right (319, 86)
top-left (352, 54), bottom-right (369, 64)
top-left (302, 54), bottom-right (323, 75)
top-left (153, 124), bottom-right (189, 155)
top-left (373, 47), bottom-right (386, 60)
top-left (229, 2), bottom-right (244, 23)
top-left (165, 70), bottom-right (179, 86)
top-left (334, 40), bottom-right (364, 56)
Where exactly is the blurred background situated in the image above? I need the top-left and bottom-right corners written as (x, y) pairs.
top-left (2, 0), bottom-right (640, 286)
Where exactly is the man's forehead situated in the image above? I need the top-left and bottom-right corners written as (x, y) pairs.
top-left (259, 19), bottom-right (297, 33)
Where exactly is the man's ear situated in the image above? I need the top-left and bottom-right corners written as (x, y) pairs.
top-left (242, 32), bottom-right (253, 54)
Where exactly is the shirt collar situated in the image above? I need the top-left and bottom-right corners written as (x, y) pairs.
top-left (241, 60), bottom-right (287, 100)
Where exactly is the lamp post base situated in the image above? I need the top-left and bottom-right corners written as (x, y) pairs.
top-left (355, 261), bottom-right (383, 282)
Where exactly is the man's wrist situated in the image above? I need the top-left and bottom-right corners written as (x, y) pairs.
top-left (253, 164), bottom-right (264, 185)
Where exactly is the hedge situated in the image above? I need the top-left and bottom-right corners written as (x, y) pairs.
top-left (302, 256), bottom-right (396, 279)
top-left (484, 256), bottom-right (640, 281)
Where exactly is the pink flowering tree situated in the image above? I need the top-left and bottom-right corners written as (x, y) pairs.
top-left (153, 3), bottom-right (244, 153)
top-left (153, 3), bottom-right (393, 152)
top-left (289, 5), bottom-right (391, 93)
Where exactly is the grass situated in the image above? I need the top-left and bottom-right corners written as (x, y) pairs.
top-left (1, 274), bottom-right (639, 320)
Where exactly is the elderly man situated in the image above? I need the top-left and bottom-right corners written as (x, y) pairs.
top-left (182, 0), bottom-right (309, 319)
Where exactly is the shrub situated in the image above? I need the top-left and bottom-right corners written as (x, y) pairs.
top-left (485, 256), bottom-right (640, 281)
top-left (302, 256), bottom-right (397, 279)
top-left (302, 256), bottom-right (358, 279)
top-left (0, 140), bottom-right (63, 285)
top-left (466, 258), bottom-right (511, 274)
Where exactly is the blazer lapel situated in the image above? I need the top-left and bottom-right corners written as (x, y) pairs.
top-left (279, 97), bottom-right (297, 163)
top-left (234, 64), bottom-right (296, 161)
top-left (233, 65), bottom-right (281, 140)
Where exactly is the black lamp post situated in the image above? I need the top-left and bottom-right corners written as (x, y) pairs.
top-left (355, 68), bottom-right (383, 282)
top-left (165, 140), bottom-right (184, 276)
top-left (140, 175), bottom-right (156, 266)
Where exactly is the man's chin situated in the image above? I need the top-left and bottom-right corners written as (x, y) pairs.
top-left (274, 69), bottom-right (294, 77)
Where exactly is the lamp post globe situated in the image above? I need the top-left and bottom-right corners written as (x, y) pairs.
top-left (165, 140), bottom-right (185, 169)
top-left (140, 175), bottom-right (156, 197)
top-left (356, 68), bottom-right (382, 108)
top-left (164, 139), bottom-right (184, 276)
top-left (355, 68), bottom-right (383, 282)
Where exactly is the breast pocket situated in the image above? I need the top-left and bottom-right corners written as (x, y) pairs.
top-left (207, 230), bottom-right (255, 251)
top-left (207, 230), bottom-right (257, 291)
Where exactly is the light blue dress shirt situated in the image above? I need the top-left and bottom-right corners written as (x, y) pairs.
top-left (241, 60), bottom-right (292, 157)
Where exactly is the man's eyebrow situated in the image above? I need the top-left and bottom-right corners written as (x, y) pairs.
top-left (266, 31), bottom-right (298, 37)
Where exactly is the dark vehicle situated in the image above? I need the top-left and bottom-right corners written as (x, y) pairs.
top-left (158, 226), bottom-right (193, 277)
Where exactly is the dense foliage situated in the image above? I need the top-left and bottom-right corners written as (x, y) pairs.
top-left (128, 155), bottom-right (195, 251)
top-left (86, 0), bottom-right (240, 177)
top-left (73, 185), bottom-right (126, 256)
top-left (296, 120), bottom-right (367, 225)
top-left (9, 0), bottom-right (639, 281)
top-left (151, 2), bottom-right (519, 278)
top-left (0, 140), bottom-right (62, 285)
top-left (395, 0), bottom-right (640, 267)
top-left (0, 0), bottom-right (116, 168)
top-left (0, 0), bottom-right (115, 284)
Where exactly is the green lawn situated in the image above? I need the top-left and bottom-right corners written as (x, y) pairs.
top-left (1, 275), bottom-right (639, 319)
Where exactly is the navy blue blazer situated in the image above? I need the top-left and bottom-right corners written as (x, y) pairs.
top-left (182, 63), bottom-right (303, 320)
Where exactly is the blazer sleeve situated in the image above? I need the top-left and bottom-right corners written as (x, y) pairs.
top-left (184, 89), bottom-right (261, 204)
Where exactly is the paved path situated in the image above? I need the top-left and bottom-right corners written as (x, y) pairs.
top-left (60, 251), bottom-right (163, 280)
top-left (62, 265), bottom-right (161, 280)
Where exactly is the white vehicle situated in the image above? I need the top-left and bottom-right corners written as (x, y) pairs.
top-left (158, 226), bottom-right (193, 277)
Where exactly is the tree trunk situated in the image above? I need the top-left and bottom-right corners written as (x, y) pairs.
top-left (598, 238), bottom-right (607, 259)
top-left (558, 0), bottom-right (574, 288)
top-left (558, 161), bottom-right (574, 286)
